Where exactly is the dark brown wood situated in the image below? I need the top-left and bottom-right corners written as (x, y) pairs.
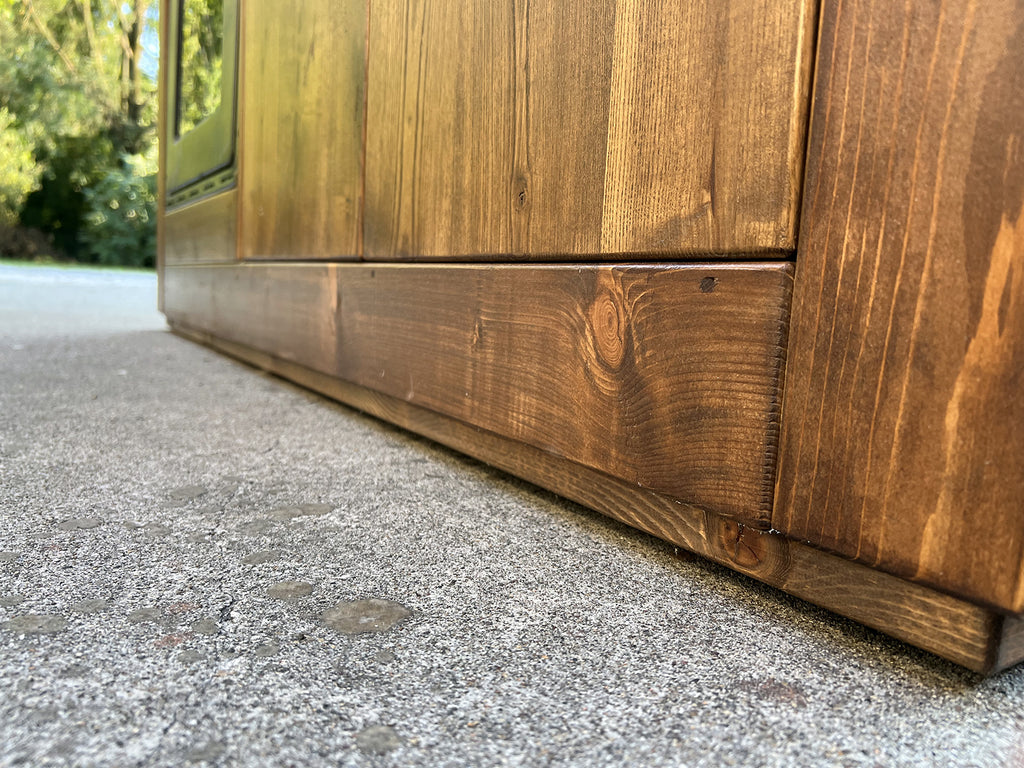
top-left (172, 323), bottom-right (1022, 675)
top-left (996, 616), bottom-right (1024, 672)
top-left (163, 189), bottom-right (237, 265)
top-left (775, 0), bottom-right (1024, 612)
top-left (163, 262), bottom-right (792, 523)
top-left (237, 0), bottom-right (365, 260)
top-left (364, 0), bottom-right (816, 260)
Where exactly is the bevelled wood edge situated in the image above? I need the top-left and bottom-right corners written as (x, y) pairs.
top-left (169, 323), bottom-right (1020, 675)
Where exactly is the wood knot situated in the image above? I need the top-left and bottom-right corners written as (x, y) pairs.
top-left (588, 291), bottom-right (626, 369)
top-left (513, 178), bottom-right (529, 211)
top-left (717, 519), bottom-right (766, 569)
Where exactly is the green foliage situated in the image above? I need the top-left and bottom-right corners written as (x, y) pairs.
top-left (19, 130), bottom-right (117, 255)
top-left (0, 107), bottom-right (38, 225)
top-left (0, 0), bottom-right (159, 266)
top-left (81, 152), bottom-right (157, 268)
top-left (179, 0), bottom-right (223, 133)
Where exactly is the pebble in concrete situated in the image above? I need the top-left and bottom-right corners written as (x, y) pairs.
top-left (176, 650), bottom-right (205, 664)
top-left (269, 503), bottom-right (332, 521)
top-left (242, 550), bottom-right (282, 565)
top-left (191, 619), bottom-right (219, 635)
top-left (322, 600), bottom-right (411, 635)
top-left (253, 642), bottom-right (279, 657)
top-left (237, 519), bottom-right (274, 536)
top-left (57, 517), bottom-right (104, 531)
top-left (2, 614), bottom-right (68, 634)
top-left (168, 485), bottom-right (208, 501)
top-left (268, 581), bottom-right (313, 599)
top-left (355, 725), bottom-right (403, 755)
top-left (185, 742), bottom-right (224, 762)
top-left (127, 608), bottom-right (163, 623)
top-left (143, 523), bottom-right (172, 538)
top-left (0, 552), bottom-right (19, 562)
top-left (71, 598), bottom-right (109, 613)
top-left (0, 594), bottom-right (25, 607)
top-left (374, 650), bottom-right (397, 664)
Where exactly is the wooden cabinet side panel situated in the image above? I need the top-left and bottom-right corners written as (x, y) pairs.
top-left (163, 190), bottom-right (238, 265)
top-left (238, 0), bottom-right (365, 260)
top-left (164, 262), bottom-right (792, 523)
top-left (365, 0), bottom-right (816, 260)
top-left (775, 0), bottom-right (1024, 611)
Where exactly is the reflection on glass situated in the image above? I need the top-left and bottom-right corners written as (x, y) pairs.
top-left (177, 0), bottom-right (224, 136)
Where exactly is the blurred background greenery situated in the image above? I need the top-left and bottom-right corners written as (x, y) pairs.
top-left (0, 0), bottom-right (159, 268)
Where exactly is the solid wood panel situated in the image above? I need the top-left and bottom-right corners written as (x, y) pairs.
top-left (164, 262), bottom-right (792, 523)
top-left (238, 0), bottom-right (365, 260)
top-left (174, 323), bottom-right (1022, 674)
top-left (600, 0), bottom-right (815, 253)
top-left (775, 0), bottom-right (1024, 612)
top-left (163, 189), bottom-right (237, 265)
top-left (364, 0), bottom-right (816, 260)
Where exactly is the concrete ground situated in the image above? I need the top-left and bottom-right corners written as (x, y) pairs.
top-left (0, 260), bottom-right (1022, 768)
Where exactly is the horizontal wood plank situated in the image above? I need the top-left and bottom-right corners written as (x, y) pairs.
top-left (171, 323), bottom-right (1019, 675)
top-left (775, 0), bottom-right (1024, 612)
top-left (163, 262), bottom-right (792, 523)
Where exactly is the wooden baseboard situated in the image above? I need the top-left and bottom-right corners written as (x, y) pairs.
top-left (170, 322), bottom-right (1022, 674)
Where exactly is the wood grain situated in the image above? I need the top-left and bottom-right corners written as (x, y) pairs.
top-left (163, 189), bottom-right (237, 265)
top-left (364, 0), bottom-right (816, 260)
top-left (173, 321), bottom-right (1021, 674)
top-left (237, 0), bottom-right (365, 260)
top-left (163, 261), bottom-right (792, 523)
top-left (775, 0), bottom-right (1024, 612)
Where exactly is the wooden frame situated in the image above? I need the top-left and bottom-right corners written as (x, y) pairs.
top-left (158, 0), bottom-right (1024, 673)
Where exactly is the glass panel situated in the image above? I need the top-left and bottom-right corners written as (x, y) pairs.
top-left (176, 0), bottom-right (224, 136)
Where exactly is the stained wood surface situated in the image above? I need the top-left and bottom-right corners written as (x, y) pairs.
top-left (364, 0), bottom-right (816, 260)
top-left (775, 0), bottom-right (1024, 612)
top-left (163, 189), bottom-right (238, 265)
top-left (237, 0), bottom-right (365, 260)
top-left (997, 616), bottom-right (1024, 672)
top-left (163, 262), bottom-right (792, 523)
top-left (174, 323), bottom-right (1021, 674)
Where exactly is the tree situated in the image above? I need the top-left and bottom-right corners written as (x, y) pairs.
top-left (0, 0), bottom-right (159, 265)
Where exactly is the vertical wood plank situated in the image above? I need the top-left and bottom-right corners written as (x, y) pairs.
top-left (365, 0), bottom-right (815, 260)
top-left (238, 0), bottom-right (365, 260)
top-left (601, 0), bottom-right (816, 253)
top-left (775, 0), bottom-right (1024, 612)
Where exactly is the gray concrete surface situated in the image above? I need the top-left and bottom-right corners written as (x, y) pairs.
top-left (1, 260), bottom-right (1022, 767)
